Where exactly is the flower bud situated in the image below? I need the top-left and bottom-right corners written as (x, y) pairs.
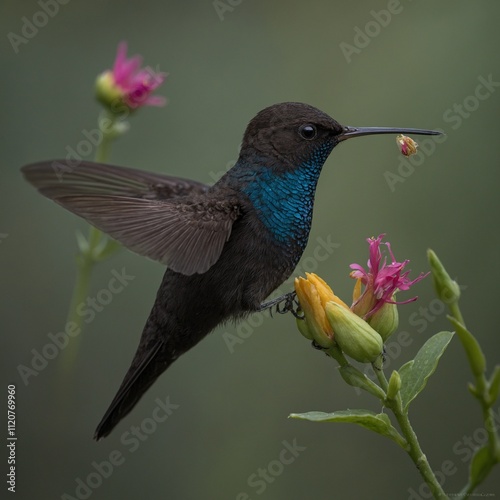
top-left (386, 370), bottom-right (401, 400)
top-left (295, 317), bottom-right (314, 341)
top-left (367, 300), bottom-right (399, 341)
top-left (305, 273), bottom-right (349, 309)
top-left (325, 302), bottom-right (383, 363)
top-left (95, 71), bottom-right (124, 111)
top-left (427, 249), bottom-right (461, 304)
top-left (294, 277), bottom-right (333, 348)
top-left (396, 134), bottom-right (418, 156)
top-left (294, 274), bottom-right (349, 349)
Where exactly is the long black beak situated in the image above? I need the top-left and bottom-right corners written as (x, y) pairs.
top-left (338, 126), bottom-right (443, 142)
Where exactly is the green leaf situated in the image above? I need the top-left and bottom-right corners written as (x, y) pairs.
top-left (289, 409), bottom-right (406, 448)
top-left (447, 316), bottom-right (486, 377)
top-left (469, 445), bottom-right (493, 488)
top-left (75, 230), bottom-right (89, 254)
top-left (398, 359), bottom-right (414, 380)
top-left (399, 331), bottom-right (454, 412)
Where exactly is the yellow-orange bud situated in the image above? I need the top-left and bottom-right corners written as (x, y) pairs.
top-left (294, 273), bottom-right (349, 348)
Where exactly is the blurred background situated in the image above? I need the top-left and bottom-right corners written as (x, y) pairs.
top-left (2, 1), bottom-right (500, 499)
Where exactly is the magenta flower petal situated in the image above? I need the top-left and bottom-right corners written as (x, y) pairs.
top-left (350, 234), bottom-right (429, 318)
top-left (97, 41), bottom-right (167, 112)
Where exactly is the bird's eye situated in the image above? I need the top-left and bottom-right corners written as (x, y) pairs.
top-left (298, 124), bottom-right (317, 140)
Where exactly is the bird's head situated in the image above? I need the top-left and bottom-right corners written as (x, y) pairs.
top-left (239, 101), bottom-right (442, 172)
top-left (240, 102), bottom-right (343, 170)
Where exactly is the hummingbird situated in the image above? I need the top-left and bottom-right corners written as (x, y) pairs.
top-left (21, 102), bottom-right (441, 439)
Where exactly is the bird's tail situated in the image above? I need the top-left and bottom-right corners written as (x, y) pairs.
top-left (94, 317), bottom-right (177, 440)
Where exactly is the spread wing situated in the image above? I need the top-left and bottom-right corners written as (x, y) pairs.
top-left (22, 160), bottom-right (240, 275)
top-left (21, 160), bottom-right (209, 199)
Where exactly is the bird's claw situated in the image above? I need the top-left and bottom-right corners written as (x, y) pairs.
top-left (259, 291), bottom-right (303, 318)
top-left (276, 293), bottom-right (303, 318)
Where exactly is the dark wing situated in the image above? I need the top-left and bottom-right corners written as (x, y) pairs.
top-left (55, 194), bottom-right (240, 275)
top-left (22, 161), bottom-right (240, 275)
top-left (21, 160), bottom-right (209, 200)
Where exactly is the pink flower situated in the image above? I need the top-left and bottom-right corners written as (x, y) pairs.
top-left (350, 234), bottom-right (428, 318)
top-left (96, 42), bottom-right (167, 111)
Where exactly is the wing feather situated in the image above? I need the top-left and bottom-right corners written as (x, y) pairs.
top-left (22, 161), bottom-right (240, 275)
top-left (22, 160), bottom-right (208, 199)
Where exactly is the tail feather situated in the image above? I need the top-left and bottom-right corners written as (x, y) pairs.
top-left (94, 340), bottom-right (173, 440)
top-left (93, 269), bottom-right (213, 440)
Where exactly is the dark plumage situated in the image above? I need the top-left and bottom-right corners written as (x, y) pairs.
top-left (21, 102), bottom-right (441, 439)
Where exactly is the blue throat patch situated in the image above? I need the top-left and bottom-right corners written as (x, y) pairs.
top-left (242, 145), bottom-right (332, 249)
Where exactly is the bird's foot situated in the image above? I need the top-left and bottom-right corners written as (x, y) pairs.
top-left (258, 292), bottom-right (303, 318)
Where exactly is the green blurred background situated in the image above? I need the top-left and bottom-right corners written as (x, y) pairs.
top-left (2, 1), bottom-right (500, 499)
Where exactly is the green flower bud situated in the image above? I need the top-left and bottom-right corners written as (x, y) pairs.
top-left (427, 249), bottom-right (460, 304)
top-left (95, 71), bottom-right (125, 111)
top-left (386, 370), bottom-right (401, 400)
top-left (325, 302), bottom-right (383, 363)
top-left (368, 300), bottom-right (399, 341)
top-left (296, 317), bottom-right (314, 341)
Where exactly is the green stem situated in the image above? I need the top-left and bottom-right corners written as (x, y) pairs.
top-left (94, 113), bottom-right (117, 163)
top-left (428, 251), bottom-right (499, 495)
top-left (448, 301), bottom-right (465, 329)
top-left (447, 302), bottom-right (500, 478)
top-left (392, 395), bottom-right (448, 500)
top-left (373, 364), bottom-right (448, 499)
top-left (60, 113), bottom-right (121, 374)
top-left (374, 363), bottom-right (389, 392)
top-left (61, 247), bottom-right (96, 372)
top-left (326, 344), bottom-right (350, 367)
